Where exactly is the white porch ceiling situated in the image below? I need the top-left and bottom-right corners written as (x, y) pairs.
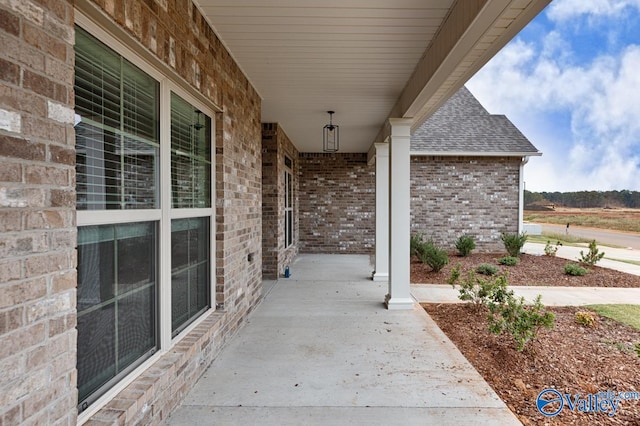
top-left (196, 0), bottom-right (550, 153)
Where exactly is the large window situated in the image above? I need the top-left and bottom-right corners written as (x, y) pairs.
top-left (74, 24), bottom-right (214, 414)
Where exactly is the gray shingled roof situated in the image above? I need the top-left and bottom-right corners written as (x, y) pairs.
top-left (411, 86), bottom-right (540, 155)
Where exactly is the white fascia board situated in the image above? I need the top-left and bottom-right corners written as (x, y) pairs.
top-left (410, 151), bottom-right (542, 157)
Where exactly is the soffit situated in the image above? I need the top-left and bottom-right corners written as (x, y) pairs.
top-left (196, 0), bottom-right (549, 153)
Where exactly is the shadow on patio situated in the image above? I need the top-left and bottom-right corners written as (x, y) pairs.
top-left (167, 254), bottom-right (520, 425)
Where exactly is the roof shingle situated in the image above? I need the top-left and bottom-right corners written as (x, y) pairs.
top-left (411, 86), bottom-right (540, 155)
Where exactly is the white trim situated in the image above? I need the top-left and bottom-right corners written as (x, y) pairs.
top-left (170, 208), bottom-right (215, 220)
top-left (518, 156), bottom-right (529, 234)
top-left (373, 142), bottom-right (389, 282)
top-left (410, 150), bottom-right (542, 157)
top-left (77, 210), bottom-right (161, 226)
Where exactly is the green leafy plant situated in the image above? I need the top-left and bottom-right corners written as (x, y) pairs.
top-left (418, 239), bottom-right (449, 272)
top-left (488, 294), bottom-right (555, 352)
top-left (564, 263), bottom-right (587, 276)
top-left (455, 235), bottom-right (476, 257)
top-left (635, 342), bottom-right (640, 358)
top-left (476, 263), bottom-right (499, 276)
top-left (501, 232), bottom-right (528, 257)
top-left (410, 233), bottom-right (425, 257)
top-left (448, 265), bottom-right (511, 307)
top-left (575, 311), bottom-right (597, 327)
top-left (498, 256), bottom-right (519, 266)
top-left (579, 240), bottom-right (605, 266)
top-left (544, 240), bottom-right (562, 256)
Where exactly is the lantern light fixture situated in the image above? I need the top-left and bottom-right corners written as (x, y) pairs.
top-left (323, 110), bottom-right (339, 152)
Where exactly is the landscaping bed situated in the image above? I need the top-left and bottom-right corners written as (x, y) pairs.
top-left (423, 303), bottom-right (640, 425)
top-left (411, 253), bottom-right (640, 288)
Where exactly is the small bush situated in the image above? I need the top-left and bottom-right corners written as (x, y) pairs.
top-left (635, 342), bottom-right (640, 358)
top-left (488, 294), bottom-right (555, 352)
top-left (575, 311), bottom-right (597, 328)
top-left (498, 256), bottom-right (520, 266)
top-left (501, 232), bottom-right (527, 257)
top-left (448, 265), bottom-right (511, 307)
top-left (418, 239), bottom-right (449, 272)
top-left (410, 233), bottom-right (424, 257)
top-left (455, 235), bottom-right (476, 257)
top-left (564, 263), bottom-right (587, 276)
top-left (579, 240), bottom-right (605, 266)
top-left (544, 240), bottom-right (562, 256)
top-left (476, 263), bottom-right (499, 276)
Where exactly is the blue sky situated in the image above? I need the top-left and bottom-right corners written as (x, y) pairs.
top-left (467, 0), bottom-right (640, 191)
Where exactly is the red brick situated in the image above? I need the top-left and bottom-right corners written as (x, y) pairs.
top-left (49, 145), bottom-right (75, 166)
top-left (0, 260), bottom-right (22, 284)
top-left (0, 57), bottom-right (20, 85)
top-left (0, 85), bottom-right (47, 117)
top-left (21, 115), bottom-right (66, 144)
top-left (0, 278), bottom-right (47, 309)
top-left (25, 164), bottom-right (69, 186)
top-left (0, 135), bottom-right (46, 161)
top-left (0, 9), bottom-right (20, 37)
top-left (0, 210), bottom-right (21, 232)
top-left (23, 70), bottom-right (68, 103)
top-left (24, 252), bottom-right (69, 277)
top-left (0, 162), bottom-right (21, 183)
top-left (49, 189), bottom-right (75, 207)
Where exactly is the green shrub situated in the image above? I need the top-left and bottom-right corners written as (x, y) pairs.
top-left (635, 342), bottom-right (640, 358)
top-left (410, 233), bottom-right (424, 257)
top-left (579, 240), bottom-right (605, 266)
top-left (544, 240), bottom-right (562, 256)
top-left (455, 235), bottom-right (476, 257)
top-left (448, 265), bottom-right (511, 307)
top-left (488, 294), bottom-right (555, 352)
top-left (574, 311), bottom-right (597, 328)
top-left (498, 256), bottom-right (519, 266)
top-left (501, 232), bottom-right (527, 257)
top-left (564, 263), bottom-right (587, 276)
top-left (476, 263), bottom-right (499, 276)
top-left (418, 239), bottom-right (449, 272)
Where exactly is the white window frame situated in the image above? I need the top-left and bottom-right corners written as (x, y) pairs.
top-left (75, 11), bottom-right (217, 424)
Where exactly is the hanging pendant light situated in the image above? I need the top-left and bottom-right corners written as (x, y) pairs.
top-left (323, 110), bottom-right (339, 152)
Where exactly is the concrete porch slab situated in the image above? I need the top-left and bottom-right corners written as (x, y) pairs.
top-left (167, 254), bottom-right (520, 425)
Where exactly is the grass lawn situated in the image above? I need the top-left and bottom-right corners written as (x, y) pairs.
top-left (586, 304), bottom-right (640, 330)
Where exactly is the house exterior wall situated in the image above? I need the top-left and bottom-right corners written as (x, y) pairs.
top-left (0, 1), bottom-right (78, 425)
top-left (0, 0), bottom-right (262, 425)
top-left (262, 123), bottom-right (299, 279)
top-left (410, 156), bottom-right (521, 252)
top-left (298, 153), bottom-right (375, 254)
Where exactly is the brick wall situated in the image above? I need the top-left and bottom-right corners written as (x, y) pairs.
top-left (0, 0), bottom-right (78, 425)
top-left (262, 123), bottom-right (299, 279)
top-left (410, 156), bottom-right (521, 252)
top-left (1, 0), bottom-right (263, 424)
top-left (298, 153), bottom-right (375, 254)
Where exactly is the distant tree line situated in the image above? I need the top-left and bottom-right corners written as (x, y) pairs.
top-left (524, 190), bottom-right (640, 208)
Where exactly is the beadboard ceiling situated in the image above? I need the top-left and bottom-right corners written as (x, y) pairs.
top-left (196, 0), bottom-right (550, 153)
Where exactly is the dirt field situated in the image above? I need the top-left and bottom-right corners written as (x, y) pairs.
top-left (524, 207), bottom-right (640, 233)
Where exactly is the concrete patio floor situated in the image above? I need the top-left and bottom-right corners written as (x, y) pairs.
top-left (167, 254), bottom-right (520, 425)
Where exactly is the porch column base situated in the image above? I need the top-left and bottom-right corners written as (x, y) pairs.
top-left (384, 294), bottom-right (415, 310)
top-left (372, 272), bottom-right (388, 282)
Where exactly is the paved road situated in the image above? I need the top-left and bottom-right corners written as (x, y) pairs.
top-left (533, 223), bottom-right (640, 250)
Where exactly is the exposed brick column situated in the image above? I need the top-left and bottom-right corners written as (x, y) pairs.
top-left (0, 0), bottom-right (78, 424)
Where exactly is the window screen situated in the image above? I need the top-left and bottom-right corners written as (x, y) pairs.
top-left (75, 27), bottom-right (159, 210)
top-left (76, 222), bottom-right (157, 410)
top-left (171, 217), bottom-right (210, 335)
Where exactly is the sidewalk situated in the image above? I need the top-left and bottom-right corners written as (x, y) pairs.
top-left (168, 254), bottom-right (520, 425)
top-left (412, 242), bottom-right (640, 305)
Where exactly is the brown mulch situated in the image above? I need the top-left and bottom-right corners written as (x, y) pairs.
top-left (411, 253), bottom-right (640, 287)
top-left (424, 304), bottom-right (640, 425)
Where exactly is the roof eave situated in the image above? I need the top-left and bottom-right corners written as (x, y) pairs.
top-left (410, 150), bottom-right (542, 157)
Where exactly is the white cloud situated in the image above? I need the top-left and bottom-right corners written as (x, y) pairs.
top-left (467, 32), bottom-right (640, 191)
top-left (547, 0), bottom-right (640, 21)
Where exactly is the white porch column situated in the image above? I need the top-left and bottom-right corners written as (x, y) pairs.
top-left (373, 142), bottom-right (389, 282)
top-left (385, 118), bottom-right (414, 310)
